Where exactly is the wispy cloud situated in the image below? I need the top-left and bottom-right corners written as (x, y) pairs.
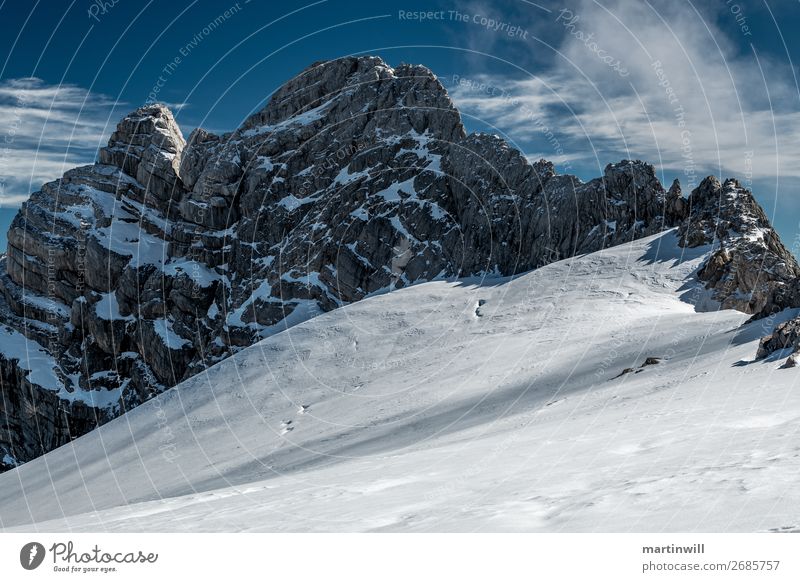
top-left (158, 101), bottom-right (191, 112)
top-left (447, 0), bottom-right (800, 186)
top-left (0, 77), bottom-right (126, 207)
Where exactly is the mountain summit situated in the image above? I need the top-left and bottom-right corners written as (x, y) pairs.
top-left (0, 56), bottom-right (797, 472)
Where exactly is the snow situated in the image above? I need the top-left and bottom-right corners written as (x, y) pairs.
top-left (95, 292), bottom-right (133, 322)
top-left (388, 215), bottom-right (414, 241)
top-left (241, 99), bottom-right (332, 137)
top-left (349, 207), bottom-right (369, 221)
top-left (254, 298), bottom-right (323, 339)
top-left (207, 302), bottom-right (219, 319)
top-left (0, 323), bottom-right (122, 409)
top-left (394, 129), bottom-right (442, 173)
top-left (71, 184), bottom-right (120, 218)
top-left (152, 318), bottom-right (192, 350)
top-left (226, 280), bottom-right (272, 327)
top-left (0, 325), bottom-right (63, 391)
top-left (745, 226), bottom-right (769, 243)
top-left (91, 216), bottom-right (222, 288)
top-left (423, 201), bottom-right (447, 220)
top-left (346, 242), bottom-right (372, 266)
top-left (334, 166), bottom-right (371, 186)
top-left (21, 291), bottom-right (69, 317)
top-left (2, 229), bottom-right (800, 532)
top-left (257, 156), bottom-right (274, 171)
top-left (373, 177), bottom-right (416, 202)
top-left (92, 220), bottom-right (168, 268)
top-left (2, 454), bottom-right (17, 467)
top-left (279, 271), bottom-right (340, 308)
top-left (58, 382), bottom-right (124, 409)
top-left (121, 196), bottom-right (173, 234)
top-left (163, 258), bottom-right (221, 288)
top-left (277, 195), bottom-right (306, 211)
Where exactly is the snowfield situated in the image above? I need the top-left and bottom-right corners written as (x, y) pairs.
top-left (1, 229), bottom-right (799, 532)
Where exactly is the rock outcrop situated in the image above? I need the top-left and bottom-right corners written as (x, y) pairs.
top-left (757, 318), bottom-right (800, 360)
top-left (0, 55), bottom-right (792, 472)
top-left (670, 175), bottom-right (800, 366)
top-left (678, 176), bottom-right (800, 317)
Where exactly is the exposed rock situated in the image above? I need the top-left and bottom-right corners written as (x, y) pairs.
top-left (757, 318), bottom-right (800, 359)
top-left (782, 353), bottom-right (799, 369)
top-left (614, 357), bottom-right (663, 379)
top-left (678, 176), bottom-right (800, 317)
top-left (4, 55), bottom-right (793, 472)
top-left (665, 179), bottom-right (688, 225)
top-left (615, 367), bottom-right (636, 379)
top-left (99, 104), bottom-right (186, 208)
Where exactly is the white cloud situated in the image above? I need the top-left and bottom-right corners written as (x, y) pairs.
top-left (447, 0), bottom-right (800, 185)
top-left (157, 101), bottom-right (190, 112)
top-left (0, 77), bottom-right (126, 208)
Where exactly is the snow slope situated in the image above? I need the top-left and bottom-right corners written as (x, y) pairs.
top-left (1, 230), bottom-right (799, 532)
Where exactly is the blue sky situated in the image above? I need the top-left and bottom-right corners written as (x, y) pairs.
top-left (1, 0), bottom-right (800, 251)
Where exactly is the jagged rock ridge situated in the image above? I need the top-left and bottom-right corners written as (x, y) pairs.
top-left (678, 175), bottom-right (800, 315)
top-left (0, 55), bottom-right (795, 472)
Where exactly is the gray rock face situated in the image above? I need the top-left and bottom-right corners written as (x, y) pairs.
top-left (99, 105), bottom-right (186, 209)
top-left (0, 55), bottom-right (789, 472)
top-left (757, 318), bottom-right (800, 361)
top-left (672, 175), bottom-right (800, 364)
top-left (678, 176), bottom-right (800, 316)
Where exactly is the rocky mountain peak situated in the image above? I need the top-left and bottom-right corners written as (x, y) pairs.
top-left (664, 178), bottom-right (687, 224)
top-left (0, 55), bottom-right (797, 473)
top-left (240, 56), bottom-right (462, 137)
top-left (677, 175), bottom-right (799, 316)
top-left (99, 104), bottom-right (186, 211)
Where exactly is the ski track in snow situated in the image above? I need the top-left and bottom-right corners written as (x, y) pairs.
top-left (1, 230), bottom-right (799, 532)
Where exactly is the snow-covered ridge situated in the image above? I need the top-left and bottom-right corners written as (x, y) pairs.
top-left (0, 55), bottom-right (795, 476)
top-left (2, 231), bottom-right (798, 532)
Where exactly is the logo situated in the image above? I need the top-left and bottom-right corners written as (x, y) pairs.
top-left (20, 542), bottom-right (46, 570)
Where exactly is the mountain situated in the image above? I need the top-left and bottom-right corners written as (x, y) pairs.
top-left (0, 55), bottom-right (798, 474)
top-left (1, 230), bottom-right (799, 532)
